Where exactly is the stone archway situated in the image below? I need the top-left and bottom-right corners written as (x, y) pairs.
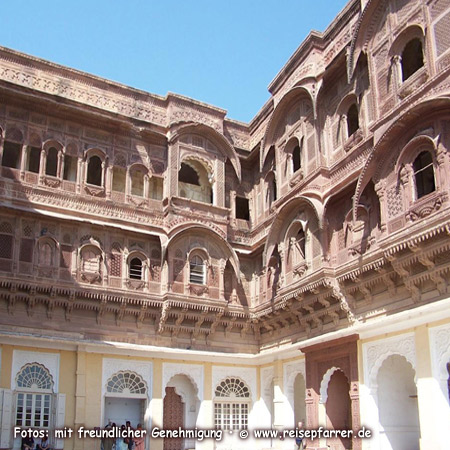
top-left (325, 369), bottom-right (352, 450)
top-left (377, 354), bottom-right (419, 450)
top-left (293, 373), bottom-right (307, 426)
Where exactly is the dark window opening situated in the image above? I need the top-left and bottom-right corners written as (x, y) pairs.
top-left (2, 141), bottom-right (21, 168)
top-left (179, 163), bottom-right (200, 185)
top-left (293, 145), bottom-right (301, 172)
top-left (87, 155), bottom-right (102, 186)
top-left (45, 147), bottom-right (58, 176)
top-left (236, 196), bottom-right (250, 221)
top-left (347, 104), bottom-right (359, 137)
top-left (129, 257), bottom-right (143, 280)
top-left (402, 39), bottom-right (424, 81)
top-left (27, 147), bottom-right (41, 173)
top-left (413, 151), bottom-right (435, 199)
top-left (272, 178), bottom-right (277, 202)
top-left (297, 228), bottom-right (306, 259)
top-left (63, 155), bottom-right (77, 181)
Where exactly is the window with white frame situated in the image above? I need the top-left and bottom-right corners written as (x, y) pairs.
top-left (189, 255), bottom-right (205, 284)
top-left (15, 364), bottom-right (54, 429)
top-left (214, 377), bottom-right (250, 431)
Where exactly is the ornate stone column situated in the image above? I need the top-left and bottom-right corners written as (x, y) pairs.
top-left (19, 143), bottom-right (27, 180)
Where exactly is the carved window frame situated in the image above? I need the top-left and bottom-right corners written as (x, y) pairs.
top-left (84, 148), bottom-right (107, 192)
top-left (389, 25), bottom-right (427, 94)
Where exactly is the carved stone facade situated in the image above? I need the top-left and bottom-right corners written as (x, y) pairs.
top-left (0, 1), bottom-right (450, 450)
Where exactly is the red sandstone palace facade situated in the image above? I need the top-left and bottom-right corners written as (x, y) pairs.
top-left (0, 1), bottom-right (450, 450)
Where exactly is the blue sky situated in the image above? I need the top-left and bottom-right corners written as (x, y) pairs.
top-left (0, 1), bottom-right (348, 123)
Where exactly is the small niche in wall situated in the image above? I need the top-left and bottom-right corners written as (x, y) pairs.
top-left (236, 196), bottom-right (250, 221)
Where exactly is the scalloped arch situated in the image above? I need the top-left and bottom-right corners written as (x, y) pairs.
top-left (170, 122), bottom-right (241, 181)
top-left (263, 195), bottom-right (323, 267)
top-left (261, 86), bottom-right (314, 171)
top-left (353, 96), bottom-right (450, 220)
top-left (319, 366), bottom-right (343, 404)
top-left (166, 373), bottom-right (200, 403)
top-left (164, 223), bottom-right (241, 280)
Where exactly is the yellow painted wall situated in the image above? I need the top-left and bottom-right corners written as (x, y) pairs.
top-left (0, 345), bottom-right (13, 388)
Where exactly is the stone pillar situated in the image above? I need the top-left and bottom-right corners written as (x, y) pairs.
top-left (144, 174), bottom-right (150, 199)
top-left (0, 134), bottom-right (4, 165)
top-left (74, 347), bottom-right (87, 450)
top-left (215, 157), bottom-right (225, 208)
top-left (273, 360), bottom-right (284, 449)
top-left (151, 359), bottom-right (164, 450)
top-left (39, 149), bottom-right (46, 184)
top-left (197, 363), bottom-right (214, 450)
top-left (374, 180), bottom-right (387, 234)
top-left (219, 261), bottom-right (225, 301)
top-left (167, 142), bottom-right (179, 199)
top-left (76, 158), bottom-right (83, 193)
top-left (392, 55), bottom-right (403, 86)
top-left (19, 144), bottom-right (27, 179)
top-left (57, 150), bottom-right (64, 179)
top-left (161, 259), bottom-right (169, 294)
top-left (101, 160), bottom-right (106, 187)
top-left (105, 166), bottom-right (113, 199)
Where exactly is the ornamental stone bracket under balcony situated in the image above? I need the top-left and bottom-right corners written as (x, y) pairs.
top-left (406, 190), bottom-right (448, 222)
top-left (84, 184), bottom-right (106, 197)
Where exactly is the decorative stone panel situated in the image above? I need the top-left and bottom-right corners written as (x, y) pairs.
top-left (12, 350), bottom-right (60, 391)
top-left (162, 362), bottom-right (203, 401)
top-left (363, 332), bottom-right (416, 390)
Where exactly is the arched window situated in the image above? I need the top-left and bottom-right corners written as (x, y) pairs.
top-left (402, 39), bottom-right (424, 81)
top-left (178, 160), bottom-right (212, 204)
top-left (413, 151), bottom-right (435, 199)
top-left (347, 104), bottom-right (359, 137)
top-left (214, 377), bottom-right (250, 430)
top-left (129, 257), bottom-right (143, 280)
top-left (15, 364), bottom-right (54, 429)
top-left (86, 155), bottom-right (102, 186)
top-left (179, 163), bottom-right (200, 185)
top-left (292, 145), bottom-right (301, 173)
top-left (190, 255), bottom-right (205, 285)
top-left (106, 371), bottom-right (147, 396)
top-left (45, 147), bottom-right (58, 177)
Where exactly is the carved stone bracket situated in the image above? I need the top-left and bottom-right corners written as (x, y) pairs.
top-left (81, 271), bottom-right (102, 284)
top-left (84, 184), bottom-right (106, 197)
top-left (189, 283), bottom-right (208, 296)
top-left (406, 191), bottom-right (447, 222)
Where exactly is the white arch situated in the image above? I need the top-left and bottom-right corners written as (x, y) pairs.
top-left (162, 362), bottom-right (204, 401)
top-left (319, 366), bottom-right (344, 404)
